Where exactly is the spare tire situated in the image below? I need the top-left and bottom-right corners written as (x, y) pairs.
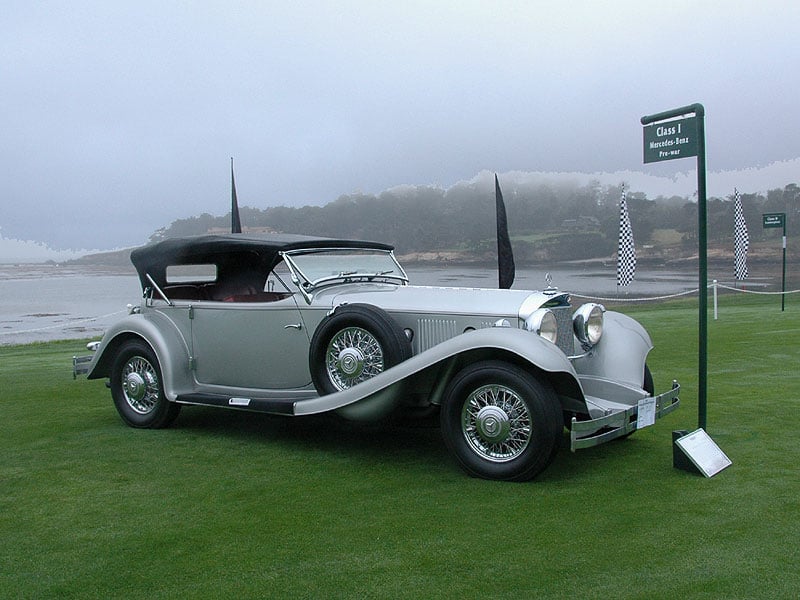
top-left (309, 304), bottom-right (412, 395)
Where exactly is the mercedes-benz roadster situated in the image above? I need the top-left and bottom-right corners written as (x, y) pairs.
top-left (74, 233), bottom-right (679, 481)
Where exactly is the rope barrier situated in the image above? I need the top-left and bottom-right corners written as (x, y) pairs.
top-left (714, 283), bottom-right (800, 296)
top-left (572, 288), bottom-right (700, 302)
top-left (572, 283), bottom-right (800, 303)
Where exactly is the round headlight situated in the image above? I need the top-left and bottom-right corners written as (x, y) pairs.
top-left (524, 308), bottom-right (558, 344)
top-left (573, 303), bottom-right (605, 347)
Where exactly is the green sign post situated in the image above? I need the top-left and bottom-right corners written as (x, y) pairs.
top-left (641, 104), bottom-right (708, 430)
top-left (762, 212), bottom-right (787, 311)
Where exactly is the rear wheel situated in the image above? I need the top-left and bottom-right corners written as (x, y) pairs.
top-left (440, 361), bottom-right (562, 481)
top-left (109, 340), bottom-right (180, 428)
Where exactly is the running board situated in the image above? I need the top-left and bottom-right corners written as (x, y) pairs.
top-left (175, 393), bottom-right (295, 415)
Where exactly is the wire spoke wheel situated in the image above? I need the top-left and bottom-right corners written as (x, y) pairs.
top-left (310, 304), bottom-right (412, 396)
top-left (121, 355), bottom-right (161, 415)
top-left (441, 360), bottom-right (562, 481)
top-left (462, 384), bottom-right (532, 462)
top-left (325, 326), bottom-right (385, 390)
top-left (110, 340), bottom-right (180, 428)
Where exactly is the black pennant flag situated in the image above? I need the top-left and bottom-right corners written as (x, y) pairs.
top-left (230, 157), bottom-right (242, 234)
top-left (495, 174), bottom-right (515, 289)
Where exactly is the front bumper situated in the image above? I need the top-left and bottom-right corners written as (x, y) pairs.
top-left (569, 380), bottom-right (680, 451)
top-left (73, 354), bottom-right (93, 378)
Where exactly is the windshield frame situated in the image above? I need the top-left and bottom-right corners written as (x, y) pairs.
top-left (280, 247), bottom-right (408, 299)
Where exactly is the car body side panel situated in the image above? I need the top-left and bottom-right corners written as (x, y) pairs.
top-left (86, 276), bottom-right (657, 427)
top-left (87, 303), bottom-right (657, 421)
top-left (190, 297), bottom-right (312, 389)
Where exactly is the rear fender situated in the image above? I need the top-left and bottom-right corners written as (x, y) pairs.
top-left (87, 312), bottom-right (193, 401)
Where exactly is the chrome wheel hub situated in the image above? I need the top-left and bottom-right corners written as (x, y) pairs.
top-left (474, 405), bottom-right (510, 443)
top-left (462, 384), bottom-right (532, 462)
top-left (337, 347), bottom-right (365, 378)
top-left (121, 356), bottom-right (159, 415)
top-left (124, 372), bottom-right (147, 402)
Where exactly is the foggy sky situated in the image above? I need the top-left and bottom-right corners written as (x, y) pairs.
top-left (2, 0), bottom-right (799, 254)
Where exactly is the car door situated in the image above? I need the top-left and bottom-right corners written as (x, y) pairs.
top-left (190, 281), bottom-right (312, 391)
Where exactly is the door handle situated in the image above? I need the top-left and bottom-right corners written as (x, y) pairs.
top-left (284, 323), bottom-right (303, 330)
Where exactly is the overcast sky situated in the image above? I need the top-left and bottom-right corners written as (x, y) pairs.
top-left (2, 0), bottom-right (799, 258)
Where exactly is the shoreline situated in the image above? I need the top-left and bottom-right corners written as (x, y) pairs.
top-left (1, 252), bottom-right (794, 275)
top-left (2, 262), bottom-right (795, 347)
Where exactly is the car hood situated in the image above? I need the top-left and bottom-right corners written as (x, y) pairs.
top-left (313, 283), bottom-right (570, 320)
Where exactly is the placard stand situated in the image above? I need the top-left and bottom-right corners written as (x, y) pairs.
top-left (672, 429), bottom-right (732, 477)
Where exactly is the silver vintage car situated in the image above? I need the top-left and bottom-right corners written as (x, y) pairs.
top-left (75, 233), bottom-right (679, 481)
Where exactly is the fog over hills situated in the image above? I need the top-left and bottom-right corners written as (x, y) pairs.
top-left (2, 160), bottom-right (798, 263)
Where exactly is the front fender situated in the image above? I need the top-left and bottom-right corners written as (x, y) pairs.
top-left (572, 310), bottom-right (652, 388)
top-left (294, 327), bottom-right (583, 419)
top-left (87, 311), bottom-right (193, 402)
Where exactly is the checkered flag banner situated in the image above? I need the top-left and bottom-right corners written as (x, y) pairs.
top-left (733, 188), bottom-right (749, 280)
top-left (617, 186), bottom-right (636, 287)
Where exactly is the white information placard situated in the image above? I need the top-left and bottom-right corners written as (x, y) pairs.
top-left (637, 397), bottom-right (656, 429)
top-left (675, 429), bottom-right (732, 477)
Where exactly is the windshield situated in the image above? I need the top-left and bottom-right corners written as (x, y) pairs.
top-left (282, 248), bottom-right (408, 288)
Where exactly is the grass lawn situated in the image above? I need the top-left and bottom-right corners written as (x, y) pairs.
top-left (1, 293), bottom-right (798, 599)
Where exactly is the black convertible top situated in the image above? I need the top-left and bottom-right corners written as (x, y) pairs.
top-left (130, 233), bottom-right (394, 290)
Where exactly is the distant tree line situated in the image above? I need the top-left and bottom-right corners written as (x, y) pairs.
top-left (150, 179), bottom-right (799, 263)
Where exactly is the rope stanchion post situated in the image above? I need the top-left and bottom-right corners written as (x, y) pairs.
top-left (713, 280), bottom-right (718, 321)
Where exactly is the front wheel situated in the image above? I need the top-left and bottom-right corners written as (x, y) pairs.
top-left (440, 361), bottom-right (562, 482)
top-left (109, 339), bottom-right (180, 428)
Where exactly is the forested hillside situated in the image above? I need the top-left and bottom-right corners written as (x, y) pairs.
top-left (148, 177), bottom-right (798, 265)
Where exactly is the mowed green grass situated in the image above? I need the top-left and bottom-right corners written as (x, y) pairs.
top-left (1, 293), bottom-right (798, 599)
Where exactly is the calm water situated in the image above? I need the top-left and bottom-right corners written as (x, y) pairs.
top-left (0, 262), bottom-right (775, 346)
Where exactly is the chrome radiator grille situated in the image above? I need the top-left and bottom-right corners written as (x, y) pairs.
top-left (552, 306), bottom-right (574, 355)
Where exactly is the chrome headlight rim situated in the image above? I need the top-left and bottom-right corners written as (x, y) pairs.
top-left (524, 308), bottom-right (558, 345)
top-left (573, 303), bottom-right (605, 348)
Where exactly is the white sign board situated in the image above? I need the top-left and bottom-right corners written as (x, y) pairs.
top-left (675, 429), bottom-right (732, 477)
top-left (637, 397), bottom-right (656, 429)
